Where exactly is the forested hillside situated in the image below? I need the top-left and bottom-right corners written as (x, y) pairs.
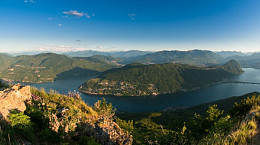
top-left (0, 53), bottom-right (14, 72)
top-left (0, 53), bottom-right (119, 83)
top-left (79, 60), bottom-right (243, 96)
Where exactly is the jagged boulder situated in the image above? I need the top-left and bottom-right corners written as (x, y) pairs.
top-left (0, 84), bottom-right (31, 119)
top-left (82, 116), bottom-right (133, 145)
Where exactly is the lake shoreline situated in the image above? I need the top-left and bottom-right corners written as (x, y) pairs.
top-left (78, 79), bottom-right (237, 97)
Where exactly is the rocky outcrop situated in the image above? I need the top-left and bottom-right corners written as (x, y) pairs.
top-left (0, 84), bottom-right (132, 144)
top-left (48, 110), bottom-right (133, 144)
top-left (0, 84), bottom-right (31, 119)
top-left (32, 92), bottom-right (132, 144)
top-left (48, 109), bottom-right (76, 133)
top-left (81, 116), bottom-right (133, 145)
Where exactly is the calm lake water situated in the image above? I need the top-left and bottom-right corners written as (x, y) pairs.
top-left (21, 68), bottom-right (260, 113)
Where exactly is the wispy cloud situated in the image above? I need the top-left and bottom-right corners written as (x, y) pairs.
top-left (58, 24), bottom-right (62, 27)
top-left (37, 45), bottom-right (87, 52)
top-left (62, 10), bottom-right (93, 18)
top-left (48, 18), bottom-right (53, 20)
top-left (85, 14), bottom-right (91, 18)
top-left (128, 14), bottom-right (136, 20)
top-left (24, 0), bottom-right (35, 3)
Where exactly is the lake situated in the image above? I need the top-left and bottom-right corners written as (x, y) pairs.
top-left (22, 68), bottom-right (260, 113)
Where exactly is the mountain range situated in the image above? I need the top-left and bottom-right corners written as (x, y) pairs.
top-left (123, 50), bottom-right (224, 65)
top-left (2, 49), bottom-right (260, 84)
top-left (215, 51), bottom-right (252, 58)
top-left (64, 50), bottom-right (152, 58)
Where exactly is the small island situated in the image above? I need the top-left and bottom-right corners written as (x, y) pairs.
top-left (79, 60), bottom-right (243, 96)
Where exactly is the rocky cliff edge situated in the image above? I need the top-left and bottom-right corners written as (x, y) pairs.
top-left (0, 84), bottom-right (31, 119)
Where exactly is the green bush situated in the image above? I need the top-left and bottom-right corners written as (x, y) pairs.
top-left (188, 105), bottom-right (224, 139)
top-left (8, 110), bottom-right (34, 142)
top-left (116, 117), bottom-right (134, 135)
top-left (232, 95), bottom-right (260, 118)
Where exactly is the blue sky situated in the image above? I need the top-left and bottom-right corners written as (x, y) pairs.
top-left (1, 0), bottom-right (260, 53)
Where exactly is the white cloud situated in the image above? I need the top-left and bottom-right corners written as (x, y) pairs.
top-left (128, 14), bottom-right (136, 20)
top-left (63, 10), bottom-right (84, 17)
top-left (62, 10), bottom-right (93, 18)
top-left (48, 18), bottom-right (53, 20)
top-left (58, 24), bottom-right (62, 27)
top-left (24, 0), bottom-right (35, 3)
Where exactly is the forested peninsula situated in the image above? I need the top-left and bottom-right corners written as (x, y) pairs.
top-left (79, 60), bottom-right (243, 96)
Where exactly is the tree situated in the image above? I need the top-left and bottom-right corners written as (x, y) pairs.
top-left (93, 98), bottom-right (116, 118)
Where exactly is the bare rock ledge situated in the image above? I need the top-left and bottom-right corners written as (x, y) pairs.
top-left (0, 84), bottom-right (31, 119)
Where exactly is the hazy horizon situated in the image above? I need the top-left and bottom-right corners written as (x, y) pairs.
top-left (1, 49), bottom-right (258, 56)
